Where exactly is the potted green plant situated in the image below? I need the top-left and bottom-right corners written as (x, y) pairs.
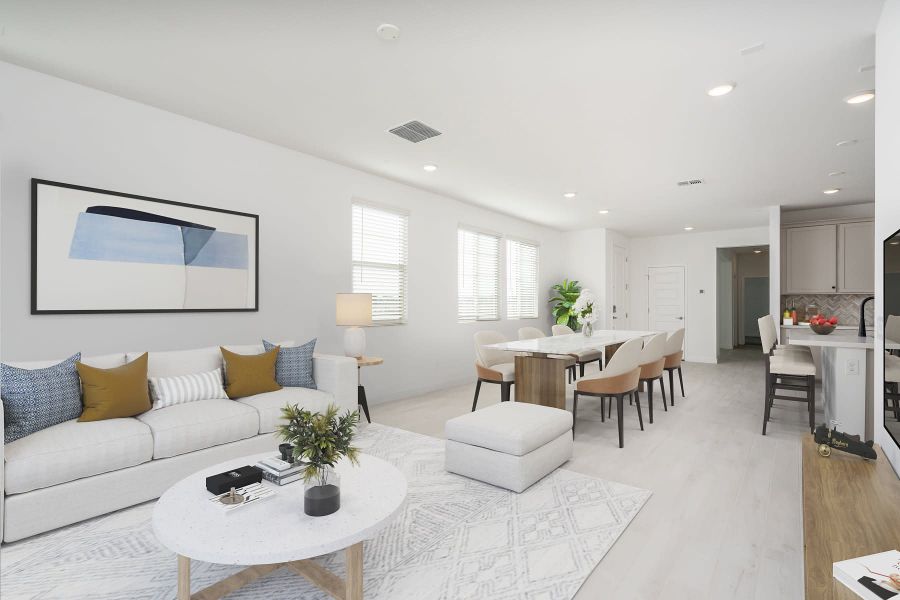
top-left (549, 279), bottom-right (582, 330)
top-left (277, 404), bottom-right (360, 517)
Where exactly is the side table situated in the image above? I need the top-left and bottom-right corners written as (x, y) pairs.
top-left (356, 356), bottom-right (382, 423)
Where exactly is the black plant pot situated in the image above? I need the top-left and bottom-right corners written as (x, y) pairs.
top-left (304, 483), bottom-right (340, 517)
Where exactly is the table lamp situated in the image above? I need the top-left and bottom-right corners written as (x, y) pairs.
top-left (336, 293), bottom-right (372, 358)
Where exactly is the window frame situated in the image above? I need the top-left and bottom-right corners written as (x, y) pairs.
top-left (457, 225), bottom-right (502, 323)
top-left (505, 236), bottom-right (540, 320)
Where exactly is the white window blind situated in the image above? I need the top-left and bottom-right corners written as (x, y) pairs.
top-left (458, 228), bottom-right (500, 322)
top-left (506, 239), bottom-right (540, 319)
top-left (352, 202), bottom-right (408, 324)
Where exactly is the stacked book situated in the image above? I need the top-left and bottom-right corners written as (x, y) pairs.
top-left (255, 456), bottom-right (306, 486)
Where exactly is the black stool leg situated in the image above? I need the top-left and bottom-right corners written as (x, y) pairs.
top-left (472, 379), bottom-right (482, 412)
top-left (807, 374), bottom-right (815, 433)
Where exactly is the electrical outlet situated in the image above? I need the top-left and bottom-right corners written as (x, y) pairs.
top-left (845, 359), bottom-right (859, 376)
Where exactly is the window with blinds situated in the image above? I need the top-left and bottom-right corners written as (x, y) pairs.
top-left (458, 228), bottom-right (500, 322)
top-left (506, 239), bottom-right (540, 319)
top-left (351, 202), bottom-right (408, 324)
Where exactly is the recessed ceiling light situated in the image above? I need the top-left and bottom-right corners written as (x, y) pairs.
top-left (753, 249), bottom-right (763, 254)
top-left (844, 90), bottom-right (875, 104)
top-left (423, 164), bottom-right (438, 172)
top-left (376, 24), bottom-right (401, 41)
top-left (563, 192), bottom-right (577, 199)
top-left (891, 241), bottom-right (900, 246)
top-left (836, 139), bottom-right (858, 147)
top-left (683, 226), bottom-right (695, 231)
top-left (707, 83), bottom-right (736, 97)
top-left (597, 209), bottom-right (609, 214)
top-left (823, 188), bottom-right (840, 195)
top-left (828, 171), bottom-right (846, 177)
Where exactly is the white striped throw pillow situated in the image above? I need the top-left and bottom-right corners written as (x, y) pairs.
top-left (148, 368), bottom-right (228, 410)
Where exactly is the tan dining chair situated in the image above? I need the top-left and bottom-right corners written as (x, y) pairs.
top-left (472, 331), bottom-right (515, 411)
top-left (573, 337), bottom-right (645, 448)
top-left (518, 327), bottom-right (577, 383)
top-left (662, 328), bottom-right (685, 405)
top-left (637, 332), bottom-right (669, 423)
top-left (551, 324), bottom-right (603, 379)
top-left (758, 315), bottom-right (816, 435)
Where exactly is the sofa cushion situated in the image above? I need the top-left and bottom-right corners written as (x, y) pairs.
top-left (237, 387), bottom-right (335, 434)
top-left (129, 347), bottom-right (223, 378)
top-left (77, 353), bottom-right (151, 422)
top-left (136, 399), bottom-right (259, 458)
top-left (2, 353), bottom-right (83, 443)
top-left (149, 368), bottom-right (228, 409)
top-left (264, 338), bottom-right (316, 389)
top-left (4, 417), bottom-right (153, 494)
top-left (445, 402), bottom-right (573, 456)
top-left (221, 347), bottom-right (281, 399)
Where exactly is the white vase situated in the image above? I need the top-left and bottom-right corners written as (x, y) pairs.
top-left (583, 322), bottom-right (593, 337)
top-left (343, 327), bottom-right (366, 358)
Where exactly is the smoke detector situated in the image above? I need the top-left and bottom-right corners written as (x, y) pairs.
top-left (377, 24), bottom-right (400, 41)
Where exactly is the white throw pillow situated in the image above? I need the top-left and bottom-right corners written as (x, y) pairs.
top-left (148, 368), bottom-right (228, 410)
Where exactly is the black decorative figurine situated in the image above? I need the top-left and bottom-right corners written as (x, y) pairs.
top-left (814, 423), bottom-right (877, 460)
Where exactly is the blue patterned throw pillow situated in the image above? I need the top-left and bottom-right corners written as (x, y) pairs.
top-left (1, 353), bottom-right (83, 443)
top-left (263, 339), bottom-right (316, 389)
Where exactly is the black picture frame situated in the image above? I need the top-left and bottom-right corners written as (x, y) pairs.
top-left (31, 178), bottom-right (260, 314)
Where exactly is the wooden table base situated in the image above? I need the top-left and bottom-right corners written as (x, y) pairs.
top-left (178, 542), bottom-right (363, 600)
top-left (514, 355), bottom-right (567, 409)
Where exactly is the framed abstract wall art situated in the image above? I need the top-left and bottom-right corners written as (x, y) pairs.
top-left (31, 179), bottom-right (259, 314)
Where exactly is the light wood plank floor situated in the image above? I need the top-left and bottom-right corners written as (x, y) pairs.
top-left (372, 348), bottom-right (815, 600)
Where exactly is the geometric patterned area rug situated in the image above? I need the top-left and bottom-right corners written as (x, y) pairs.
top-left (0, 423), bottom-right (650, 600)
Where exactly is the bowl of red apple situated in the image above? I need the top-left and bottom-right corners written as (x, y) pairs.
top-left (809, 314), bottom-right (838, 335)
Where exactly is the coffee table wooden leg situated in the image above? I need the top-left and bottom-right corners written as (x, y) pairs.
top-left (346, 542), bottom-right (363, 600)
top-left (178, 555), bottom-right (191, 600)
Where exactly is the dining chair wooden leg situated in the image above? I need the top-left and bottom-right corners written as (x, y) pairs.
top-left (762, 362), bottom-right (772, 436)
top-left (617, 394), bottom-right (625, 448)
top-left (677, 367), bottom-right (685, 397)
top-left (647, 379), bottom-right (655, 424)
top-left (472, 379), bottom-right (482, 412)
top-left (634, 392), bottom-right (644, 431)
top-left (572, 391), bottom-right (579, 434)
top-left (660, 377), bottom-right (668, 410)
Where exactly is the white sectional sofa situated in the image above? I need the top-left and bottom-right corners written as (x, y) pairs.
top-left (0, 342), bottom-right (357, 543)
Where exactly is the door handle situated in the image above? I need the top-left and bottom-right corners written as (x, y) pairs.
top-left (677, 316), bottom-right (684, 320)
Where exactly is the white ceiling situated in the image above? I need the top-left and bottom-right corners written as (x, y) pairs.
top-left (0, 0), bottom-right (883, 235)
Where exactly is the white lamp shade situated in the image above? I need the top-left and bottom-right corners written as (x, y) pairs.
top-left (336, 293), bottom-right (372, 326)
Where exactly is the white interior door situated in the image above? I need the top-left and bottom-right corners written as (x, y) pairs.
top-left (611, 245), bottom-right (629, 330)
top-left (649, 266), bottom-right (685, 333)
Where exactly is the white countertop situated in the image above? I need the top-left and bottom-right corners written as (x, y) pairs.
top-left (786, 329), bottom-right (874, 349)
top-left (781, 323), bottom-right (859, 330)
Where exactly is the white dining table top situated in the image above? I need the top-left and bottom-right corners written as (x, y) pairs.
top-left (486, 330), bottom-right (657, 355)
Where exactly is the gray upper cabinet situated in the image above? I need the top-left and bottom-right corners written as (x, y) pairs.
top-left (783, 220), bottom-right (874, 294)
top-left (785, 224), bottom-right (838, 293)
top-left (837, 221), bottom-right (875, 292)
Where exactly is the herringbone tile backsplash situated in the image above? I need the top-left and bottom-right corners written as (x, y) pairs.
top-left (781, 294), bottom-right (874, 326)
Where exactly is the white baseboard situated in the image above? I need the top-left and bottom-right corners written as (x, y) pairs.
top-left (688, 355), bottom-right (718, 364)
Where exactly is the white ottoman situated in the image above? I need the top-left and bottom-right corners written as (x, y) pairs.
top-left (444, 402), bottom-right (573, 493)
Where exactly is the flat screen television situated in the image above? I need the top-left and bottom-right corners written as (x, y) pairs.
top-left (883, 227), bottom-right (900, 452)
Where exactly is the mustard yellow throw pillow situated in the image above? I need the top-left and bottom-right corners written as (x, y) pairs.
top-left (77, 353), bottom-right (151, 422)
top-left (221, 347), bottom-right (282, 399)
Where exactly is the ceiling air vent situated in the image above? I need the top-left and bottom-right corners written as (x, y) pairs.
top-left (388, 120), bottom-right (442, 143)
top-left (676, 179), bottom-right (704, 187)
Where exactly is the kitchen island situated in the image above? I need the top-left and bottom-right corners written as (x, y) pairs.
top-left (787, 329), bottom-right (874, 439)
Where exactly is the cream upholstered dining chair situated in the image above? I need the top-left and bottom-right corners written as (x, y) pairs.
top-left (518, 326), bottom-right (577, 383)
top-left (637, 332), bottom-right (669, 423)
top-left (758, 315), bottom-right (816, 435)
top-left (472, 331), bottom-right (515, 411)
top-left (662, 328), bottom-right (685, 405)
top-left (573, 337), bottom-right (645, 448)
top-left (551, 324), bottom-right (603, 379)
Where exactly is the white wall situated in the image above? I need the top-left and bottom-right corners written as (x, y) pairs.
top-left (875, 0), bottom-right (900, 475)
top-left (716, 249), bottom-right (734, 352)
top-left (629, 226), bottom-right (769, 363)
top-left (769, 206), bottom-right (781, 321)
top-left (0, 62), bottom-right (567, 404)
top-left (563, 227), bottom-right (631, 329)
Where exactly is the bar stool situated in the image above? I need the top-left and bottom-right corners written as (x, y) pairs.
top-left (663, 328), bottom-right (685, 404)
top-left (551, 324), bottom-right (603, 378)
top-left (758, 316), bottom-right (816, 435)
top-left (637, 332), bottom-right (668, 423)
top-left (472, 331), bottom-right (515, 411)
top-left (573, 337), bottom-right (644, 448)
top-left (518, 327), bottom-right (577, 383)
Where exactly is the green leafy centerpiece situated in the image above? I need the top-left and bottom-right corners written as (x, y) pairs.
top-left (277, 404), bottom-right (360, 517)
top-left (550, 279), bottom-right (582, 330)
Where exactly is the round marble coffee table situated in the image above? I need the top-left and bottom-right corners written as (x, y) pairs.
top-left (152, 452), bottom-right (407, 600)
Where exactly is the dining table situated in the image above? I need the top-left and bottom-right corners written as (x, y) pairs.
top-left (485, 329), bottom-right (656, 410)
